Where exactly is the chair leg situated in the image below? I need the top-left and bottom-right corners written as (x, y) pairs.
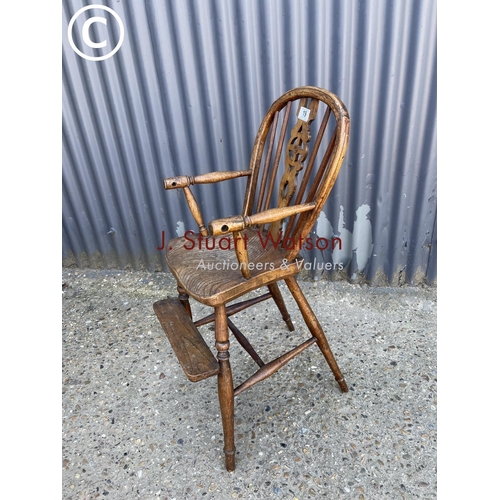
top-left (284, 277), bottom-right (348, 393)
top-left (268, 282), bottom-right (295, 331)
top-left (214, 305), bottom-right (236, 471)
top-left (177, 283), bottom-right (192, 319)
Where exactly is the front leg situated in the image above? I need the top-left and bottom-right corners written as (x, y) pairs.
top-left (215, 305), bottom-right (236, 471)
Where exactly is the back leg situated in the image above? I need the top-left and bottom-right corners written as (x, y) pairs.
top-left (268, 282), bottom-right (294, 331)
top-left (284, 277), bottom-right (348, 392)
top-left (177, 283), bottom-right (192, 319)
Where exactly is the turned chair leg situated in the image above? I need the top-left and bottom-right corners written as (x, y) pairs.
top-left (284, 277), bottom-right (349, 393)
top-left (214, 305), bottom-right (236, 471)
top-left (177, 283), bottom-right (192, 319)
top-left (268, 282), bottom-right (295, 331)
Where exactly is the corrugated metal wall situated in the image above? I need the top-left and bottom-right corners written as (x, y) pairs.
top-left (62, 0), bottom-right (437, 285)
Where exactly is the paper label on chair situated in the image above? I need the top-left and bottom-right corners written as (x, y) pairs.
top-left (298, 106), bottom-right (311, 122)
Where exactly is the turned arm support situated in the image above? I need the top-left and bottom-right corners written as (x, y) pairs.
top-left (208, 203), bottom-right (316, 280)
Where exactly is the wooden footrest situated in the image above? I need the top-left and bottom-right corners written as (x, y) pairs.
top-left (153, 298), bottom-right (220, 382)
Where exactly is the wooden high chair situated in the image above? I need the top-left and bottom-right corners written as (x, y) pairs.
top-left (154, 86), bottom-right (350, 471)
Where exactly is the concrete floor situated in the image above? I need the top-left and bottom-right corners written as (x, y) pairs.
top-left (62, 268), bottom-right (437, 499)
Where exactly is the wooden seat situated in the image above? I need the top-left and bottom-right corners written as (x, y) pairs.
top-left (154, 86), bottom-right (350, 471)
top-left (165, 229), bottom-right (303, 306)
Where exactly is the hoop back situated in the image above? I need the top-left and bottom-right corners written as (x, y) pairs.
top-left (242, 87), bottom-right (350, 261)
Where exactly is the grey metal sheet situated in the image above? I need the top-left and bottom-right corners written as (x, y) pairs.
top-left (62, 0), bottom-right (437, 284)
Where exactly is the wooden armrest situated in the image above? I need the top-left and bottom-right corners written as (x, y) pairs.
top-left (163, 170), bottom-right (251, 190)
top-left (209, 203), bottom-right (316, 236)
top-left (163, 170), bottom-right (251, 236)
